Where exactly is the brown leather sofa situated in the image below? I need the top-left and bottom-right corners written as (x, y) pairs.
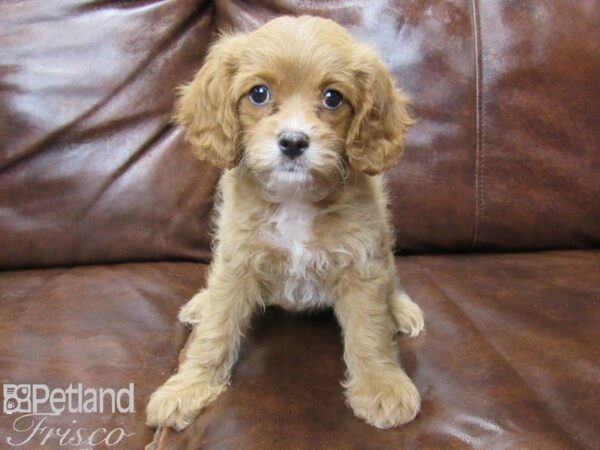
top-left (1, 1), bottom-right (598, 449)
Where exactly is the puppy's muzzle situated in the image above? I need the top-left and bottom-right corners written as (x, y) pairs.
top-left (278, 131), bottom-right (309, 159)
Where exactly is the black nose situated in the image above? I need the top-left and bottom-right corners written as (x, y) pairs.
top-left (278, 132), bottom-right (309, 159)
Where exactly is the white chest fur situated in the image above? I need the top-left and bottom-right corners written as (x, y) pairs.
top-left (262, 200), bottom-right (330, 309)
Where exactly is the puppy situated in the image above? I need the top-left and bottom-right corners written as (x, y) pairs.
top-left (146, 15), bottom-right (424, 431)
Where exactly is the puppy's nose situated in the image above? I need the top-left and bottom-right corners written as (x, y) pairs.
top-left (278, 131), bottom-right (309, 159)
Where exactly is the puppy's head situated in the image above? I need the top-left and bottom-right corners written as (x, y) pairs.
top-left (176, 16), bottom-right (412, 197)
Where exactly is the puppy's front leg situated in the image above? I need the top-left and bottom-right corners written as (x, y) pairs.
top-left (146, 261), bottom-right (261, 430)
top-left (334, 274), bottom-right (421, 428)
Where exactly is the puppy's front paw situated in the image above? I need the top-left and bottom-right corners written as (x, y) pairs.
top-left (390, 292), bottom-right (424, 337)
top-left (178, 290), bottom-right (209, 325)
top-left (345, 371), bottom-right (421, 428)
top-left (146, 370), bottom-right (226, 430)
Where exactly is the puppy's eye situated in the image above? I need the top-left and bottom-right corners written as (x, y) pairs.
top-left (249, 85), bottom-right (270, 106)
top-left (323, 89), bottom-right (343, 110)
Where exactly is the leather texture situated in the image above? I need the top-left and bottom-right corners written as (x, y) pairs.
top-left (0, 262), bottom-right (203, 449)
top-left (151, 252), bottom-right (600, 450)
top-left (474, 1), bottom-right (600, 250)
top-left (1, 1), bottom-right (599, 449)
top-left (2, 253), bottom-right (593, 450)
top-left (2, 1), bottom-right (599, 270)
top-left (0, 0), bottom-right (218, 269)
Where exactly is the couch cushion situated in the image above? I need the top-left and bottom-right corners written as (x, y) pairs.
top-left (214, 1), bottom-right (600, 253)
top-left (3, 2), bottom-right (599, 271)
top-left (473, 1), bottom-right (600, 250)
top-left (150, 250), bottom-right (600, 449)
top-left (0, 262), bottom-right (205, 449)
top-left (0, 0), bottom-right (218, 269)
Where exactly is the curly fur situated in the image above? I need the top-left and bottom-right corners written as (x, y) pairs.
top-left (146, 15), bottom-right (424, 431)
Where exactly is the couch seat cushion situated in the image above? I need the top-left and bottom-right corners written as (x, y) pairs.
top-left (0, 262), bottom-right (206, 449)
top-left (151, 251), bottom-right (600, 450)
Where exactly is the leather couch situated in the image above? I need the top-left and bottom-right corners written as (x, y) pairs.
top-left (1, 1), bottom-right (598, 449)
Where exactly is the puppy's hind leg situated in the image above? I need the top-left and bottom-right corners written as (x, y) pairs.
top-left (389, 291), bottom-right (424, 337)
top-left (179, 289), bottom-right (209, 325)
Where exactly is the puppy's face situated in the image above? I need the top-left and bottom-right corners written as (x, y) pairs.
top-left (236, 21), bottom-right (356, 197)
top-left (176, 16), bottom-right (411, 198)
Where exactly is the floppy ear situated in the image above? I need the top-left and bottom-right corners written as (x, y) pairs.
top-left (174, 35), bottom-right (245, 169)
top-left (346, 46), bottom-right (413, 175)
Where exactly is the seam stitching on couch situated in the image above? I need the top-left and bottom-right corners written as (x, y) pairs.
top-left (471, 0), bottom-right (484, 249)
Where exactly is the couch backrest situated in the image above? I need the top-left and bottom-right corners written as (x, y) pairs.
top-left (1, 0), bottom-right (598, 269)
top-left (0, 0), bottom-right (217, 269)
